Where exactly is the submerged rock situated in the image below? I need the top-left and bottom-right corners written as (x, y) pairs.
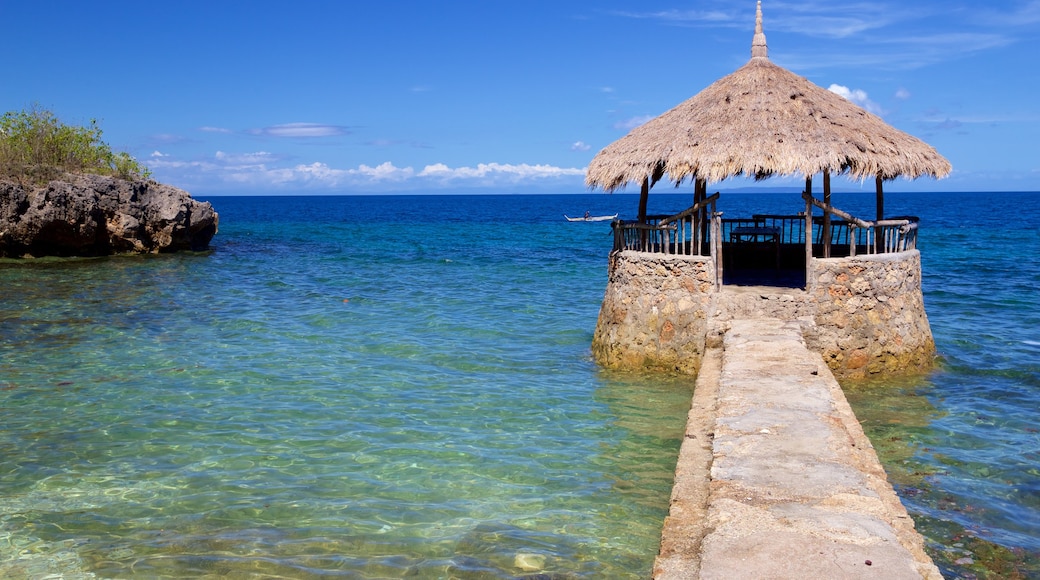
top-left (0, 174), bottom-right (218, 258)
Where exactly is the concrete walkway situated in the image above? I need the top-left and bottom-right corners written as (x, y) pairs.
top-left (655, 316), bottom-right (942, 579)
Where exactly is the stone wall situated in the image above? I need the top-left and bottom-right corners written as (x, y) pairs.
top-left (806, 250), bottom-right (935, 379)
top-left (591, 251), bottom-right (715, 374)
top-left (591, 249), bottom-right (935, 380)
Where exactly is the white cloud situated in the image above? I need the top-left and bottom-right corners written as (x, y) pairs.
top-left (894, 88), bottom-right (911, 100)
top-left (417, 163), bottom-right (453, 178)
top-left (199, 126), bottom-right (233, 133)
top-left (417, 162), bottom-right (584, 182)
top-left (148, 153), bottom-right (585, 193)
top-left (571, 141), bottom-right (591, 152)
top-left (349, 162), bottom-right (416, 181)
top-left (827, 84), bottom-right (883, 116)
top-left (249, 123), bottom-right (350, 138)
top-left (230, 162), bottom-right (416, 187)
top-left (150, 150), bottom-right (169, 158)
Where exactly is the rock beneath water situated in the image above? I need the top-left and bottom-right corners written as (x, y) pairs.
top-left (514, 552), bottom-right (547, 572)
top-left (0, 174), bottom-right (218, 257)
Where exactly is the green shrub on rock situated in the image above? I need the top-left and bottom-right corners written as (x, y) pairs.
top-left (0, 105), bottom-right (151, 183)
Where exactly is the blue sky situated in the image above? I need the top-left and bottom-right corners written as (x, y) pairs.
top-left (5, 1), bottom-right (1038, 194)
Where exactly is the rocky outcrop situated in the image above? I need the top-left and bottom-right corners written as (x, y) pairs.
top-left (0, 174), bottom-right (217, 257)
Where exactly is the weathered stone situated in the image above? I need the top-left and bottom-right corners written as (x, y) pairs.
top-left (658, 320), bottom-right (943, 580)
top-left (0, 174), bottom-right (217, 257)
top-left (592, 249), bottom-right (935, 380)
top-left (592, 252), bottom-right (712, 374)
top-left (807, 251), bottom-right (935, 379)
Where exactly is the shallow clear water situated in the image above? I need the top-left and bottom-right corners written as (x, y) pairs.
top-left (840, 191), bottom-right (1040, 579)
top-left (0, 194), bottom-right (694, 578)
top-left (2, 191), bottom-right (1038, 579)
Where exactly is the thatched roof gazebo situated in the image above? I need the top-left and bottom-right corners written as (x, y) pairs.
top-left (585, 1), bottom-right (951, 224)
top-left (586, 3), bottom-right (947, 381)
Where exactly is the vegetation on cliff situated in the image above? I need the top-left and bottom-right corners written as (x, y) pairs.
top-left (0, 105), bottom-right (150, 184)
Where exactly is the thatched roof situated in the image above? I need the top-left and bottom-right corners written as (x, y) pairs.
top-left (585, 2), bottom-right (951, 192)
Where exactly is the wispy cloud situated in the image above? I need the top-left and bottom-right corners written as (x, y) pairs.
top-left (614, 115), bottom-right (653, 131)
top-left (148, 133), bottom-right (191, 145)
top-left (925, 118), bottom-right (964, 131)
top-left (214, 151), bottom-right (283, 165)
top-left (973, 0), bottom-right (1040, 26)
top-left (919, 111), bottom-right (1040, 125)
top-left (779, 30), bottom-right (1013, 71)
top-left (610, 8), bottom-right (735, 26)
top-left (248, 123), bottom-right (351, 138)
top-left (612, 1), bottom-right (1022, 71)
top-left (609, 2), bottom-right (904, 37)
top-left (762, 1), bottom-right (911, 39)
top-left (880, 31), bottom-right (1013, 54)
top-left (571, 141), bottom-right (591, 152)
top-left (199, 126), bottom-right (233, 134)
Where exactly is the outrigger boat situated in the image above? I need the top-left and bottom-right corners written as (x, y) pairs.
top-left (564, 213), bottom-right (618, 222)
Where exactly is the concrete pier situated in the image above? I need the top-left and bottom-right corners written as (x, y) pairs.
top-left (654, 310), bottom-right (942, 579)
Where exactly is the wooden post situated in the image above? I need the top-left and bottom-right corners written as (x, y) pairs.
top-left (692, 179), bottom-right (701, 255)
top-left (875, 174), bottom-right (884, 221)
top-left (696, 177), bottom-right (708, 255)
top-left (638, 177), bottom-right (649, 224)
top-left (711, 210), bottom-right (723, 288)
top-left (637, 176), bottom-right (650, 250)
top-left (823, 170), bottom-right (832, 258)
top-left (804, 175), bottom-right (813, 290)
top-left (875, 174), bottom-right (884, 254)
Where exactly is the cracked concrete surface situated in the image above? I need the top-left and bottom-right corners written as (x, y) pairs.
top-left (654, 318), bottom-right (941, 579)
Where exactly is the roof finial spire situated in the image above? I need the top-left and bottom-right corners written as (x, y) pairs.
top-left (751, 1), bottom-right (768, 60)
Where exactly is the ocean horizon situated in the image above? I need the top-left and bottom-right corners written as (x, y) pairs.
top-left (2, 191), bottom-right (1037, 578)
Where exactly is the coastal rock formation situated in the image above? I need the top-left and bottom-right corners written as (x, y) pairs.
top-left (0, 174), bottom-right (217, 257)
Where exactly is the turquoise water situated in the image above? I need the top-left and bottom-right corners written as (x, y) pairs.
top-left (0, 194), bottom-right (693, 578)
top-left (842, 191), bottom-right (1040, 579)
top-left (1, 191), bottom-right (1038, 578)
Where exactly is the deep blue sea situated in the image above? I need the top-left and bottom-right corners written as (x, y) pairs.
top-left (1, 191), bottom-right (1037, 579)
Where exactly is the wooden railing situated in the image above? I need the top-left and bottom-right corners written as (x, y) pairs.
top-left (607, 192), bottom-right (918, 289)
top-left (611, 193), bottom-right (720, 256)
top-left (611, 193), bottom-right (723, 287)
top-left (802, 193), bottom-right (918, 257)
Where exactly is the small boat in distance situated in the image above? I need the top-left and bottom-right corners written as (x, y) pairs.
top-left (564, 213), bottom-right (618, 222)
